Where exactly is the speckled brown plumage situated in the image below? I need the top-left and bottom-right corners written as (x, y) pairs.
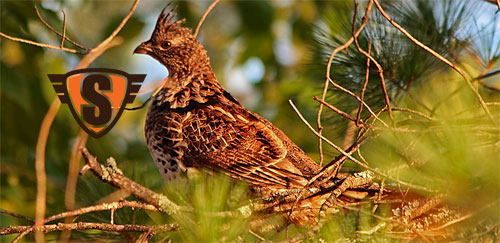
top-left (135, 7), bottom-right (321, 193)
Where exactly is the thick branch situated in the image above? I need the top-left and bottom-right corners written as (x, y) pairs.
top-left (1, 222), bottom-right (177, 236)
top-left (80, 148), bottom-right (183, 215)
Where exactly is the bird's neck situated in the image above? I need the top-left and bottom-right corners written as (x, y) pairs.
top-left (155, 63), bottom-right (225, 109)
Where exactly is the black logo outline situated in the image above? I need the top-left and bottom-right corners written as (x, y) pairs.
top-left (48, 68), bottom-right (146, 138)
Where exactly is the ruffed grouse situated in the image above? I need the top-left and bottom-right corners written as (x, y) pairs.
top-left (134, 6), bottom-right (460, 230)
top-left (134, 4), bottom-right (464, 233)
top-left (134, 6), bottom-right (324, 199)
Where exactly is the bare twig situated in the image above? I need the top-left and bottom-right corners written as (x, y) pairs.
top-left (313, 96), bottom-right (358, 123)
top-left (194, 0), bottom-right (221, 37)
top-left (0, 209), bottom-right (34, 223)
top-left (357, 38), bottom-right (372, 126)
top-left (60, 10), bottom-right (67, 48)
top-left (372, 0), bottom-right (496, 125)
top-left (475, 70), bottom-right (500, 81)
top-left (33, 36), bottom-right (123, 243)
top-left (317, 0), bottom-right (377, 165)
top-left (353, 0), bottom-right (394, 126)
top-left (34, 5), bottom-right (88, 50)
top-left (0, 32), bottom-right (81, 53)
top-left (391, 107), bottom-right (435, 121)
top-left (45, 201), bottom-right (159, 224)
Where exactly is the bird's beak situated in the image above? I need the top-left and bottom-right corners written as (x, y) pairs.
top-left (133, 41), bottom-right (153, 55)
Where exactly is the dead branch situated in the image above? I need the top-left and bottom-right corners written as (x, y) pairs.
top-left (353, 0), bottom-right (394, 125)
top-left (317, 0), bottom-right (378, 166)
top-left (313, 96), bottom-right (359, 124)
top-left (1, 222), bottom-right (178, 236)
top-left (357, 38), bottom-right (372, 126)
top-left (194, 0), bottom-right (221, 37)
top-left (34, 6), bottom-right (88, 50)
top-left (44, 201), bottom-right (158, 224)
top-left (0, 209), bottom-right (34, 223)
top-left (80, 148), bottom-right (183, 215)
top-left (0, 32), bottom-right (81, 54)
top-left (60, 10), bottom-right (67, 48)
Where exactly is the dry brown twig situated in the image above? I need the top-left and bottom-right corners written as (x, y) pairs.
top-left (60, 10), bottom-right (67, 48)
top-left (79, 148), bottom-right (183, 215)
top-left (352, 0), bottom-right (394, 126)
top-left (316, 0), bottom-right (384, 166)
top-left (194, 0), bottom-right (221, 37)
top-left (0, 209), bottom-right (34, 223)
top-left (34, 5), bottom-right (89, 50)
top-left (0, 32), bottom-right (81, 54)
top-left (357, 38), bottom-right (372, 126)
top-left (2, 223), bottom-right (178, 238)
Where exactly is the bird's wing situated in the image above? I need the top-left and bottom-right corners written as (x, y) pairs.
top-left (183, 104), bottom-right (309, 188)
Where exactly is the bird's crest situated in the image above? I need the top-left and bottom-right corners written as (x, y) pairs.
top-left (153, 3), bottom-right (186, 36)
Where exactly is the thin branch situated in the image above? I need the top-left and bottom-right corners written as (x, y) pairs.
top-left (454, 102), bottom-right (500, 116)
top-left (372, 0), bottom-right (497, 125)
top-left (45, 201), bottom-right (159, 224)
top-left (391, 107), bottom-right (435, 121)
top-left (60, 10), bottom-right (67, 48)
top-left (475, 70), bottom-right (500, 81)
top-left (316, 0), bottom-right (377, 165)
top-left (194, 0), bottom-right (221, 37)
top-left (0, 209), bottom-right (34, 223)
top-left (34, 5), bottom-right (88, 50)
top-left (92, 0), bottom-right (140, 52)
top-left (353, 0), bottom-right (394, 126)
top-left (327, 78), bottom-right (389, 127)
top-left (357, 38), bottom-right (372, 126)
top-left (313, 96), bottom-right (359, 123)
top-left (32, 36), bottom-right (123, 243)
top-left (0, 32), bottom-right (80, 54)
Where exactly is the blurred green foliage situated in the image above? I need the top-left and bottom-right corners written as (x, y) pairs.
top-left (1, 0), bottom-right (499, 241)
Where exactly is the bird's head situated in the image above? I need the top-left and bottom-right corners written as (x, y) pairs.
top-left (134, 5), bottom-right (209, 76)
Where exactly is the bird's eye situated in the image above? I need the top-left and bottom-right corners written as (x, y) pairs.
top-left (161, 41), bottom-right (171, 49)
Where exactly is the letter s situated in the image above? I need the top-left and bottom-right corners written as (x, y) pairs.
top-left (81, 74), bottom-right (112, 126)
